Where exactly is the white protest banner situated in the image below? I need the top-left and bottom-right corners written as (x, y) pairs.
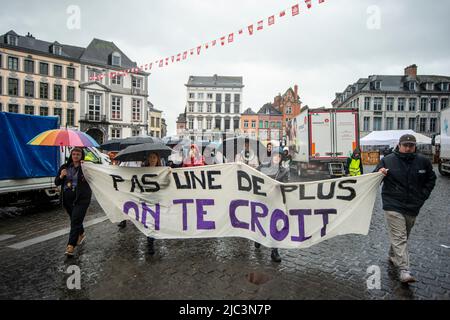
top-left (82, 162), bottom-right (383, 249)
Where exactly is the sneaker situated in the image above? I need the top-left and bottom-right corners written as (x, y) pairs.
top-left (399, 270), bottom-right (416, 283)
top-left (118, 220), bottom-right (127, 229)
top-left (77, 233), bottom-right (86, 246)
top-left (271, 249), bottom-right (282, 263)
top-left (254, 242), bottom-right (261, 249)
top-left (65, 245), bottom-right (75, 256)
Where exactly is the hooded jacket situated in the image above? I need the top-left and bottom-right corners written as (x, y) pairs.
top-left (374, 149), bottom-right (436, 216)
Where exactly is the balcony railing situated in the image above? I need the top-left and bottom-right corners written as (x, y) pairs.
top-left (84, 113), bottom-right (107, 122)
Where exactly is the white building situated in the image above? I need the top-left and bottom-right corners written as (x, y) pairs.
top-left (78, 39), bottom-right (149, 143)
top-left (183, 74), bottom-right (244, 142)
top-left (332, 65), bottom-right (450, 138)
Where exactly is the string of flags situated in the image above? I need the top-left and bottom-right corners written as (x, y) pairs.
top-left (89, 0), bottom-right (326, 81)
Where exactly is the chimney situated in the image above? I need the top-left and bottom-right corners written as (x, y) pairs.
top-left (404, 64), bottom-right (417, 78)
top-left (26, 32), bottom-right (35, 39)
top-left (294, 85), bottom-right (299, 100)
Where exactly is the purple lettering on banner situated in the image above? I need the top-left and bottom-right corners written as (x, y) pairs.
top-left (123, 201), bottom-right (139, 221)
top-left (196, 199), bottom-right (216, 230)
top-left (289, 209), bottom-right (312, 242)
top-left (173, 199), bottom-right (194, 231)
top-left (315, 209), bottom-right (338, 237)
top-left (270, 209), bottom-right (289, 241)
top-left (229, 200), bottom-right (250, 229)
top-left (250, 201), bottom-right (268, 237)
top-left (142, 202), bottom-right (160, 230)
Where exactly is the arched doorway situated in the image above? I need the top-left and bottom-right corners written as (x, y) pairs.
top-left (86, 128), bottom-right (105, 145)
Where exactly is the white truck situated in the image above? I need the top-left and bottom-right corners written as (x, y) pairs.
top-left (434, 107), bottom-right (450, 176)
top-left (286, 107), bottom-right (360, 178)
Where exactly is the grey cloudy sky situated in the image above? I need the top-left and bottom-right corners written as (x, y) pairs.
top-left (2, 0), bottom-right (449, 135)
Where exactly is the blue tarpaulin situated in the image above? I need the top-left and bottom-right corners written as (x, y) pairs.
top-left (1, 112), bottom-right (60, 180)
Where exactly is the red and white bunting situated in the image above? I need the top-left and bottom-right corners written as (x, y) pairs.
top-left (292, 4), bottom-right (300, 16)
top-left (92, 1), bottom-right (327, 78)
top-left (248, 24), bottom-right (254, 35)
top-left (257, 20), bottom-right (264, 30)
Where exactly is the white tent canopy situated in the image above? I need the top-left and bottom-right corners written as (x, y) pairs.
top-left (360, 130), bottom-right (431, 148)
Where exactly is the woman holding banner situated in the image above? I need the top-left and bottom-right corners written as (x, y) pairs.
top-left (142, 151), bottom-right (163, 255)
top-left (55, 148), bottom-right (92, 257)
top-left (254, 152), bottom-right (289, 263)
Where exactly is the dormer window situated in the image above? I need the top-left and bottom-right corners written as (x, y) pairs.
top-left (426, 83), bottom-right (434, 91)
top-left (51, 43), bottom-right (62, 55)
top-left (7, 34), bottom-right (18, 46)
top-left (409, 82), bottom-right (417, 91)
top-left (111, 52), bottom-right (121, 67)
top-left (370, 81), bottom-right (381, 90)
top-left (441, 83), bottom-right (449, 91)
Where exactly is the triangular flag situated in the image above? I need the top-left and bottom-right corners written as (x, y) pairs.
top-left (165, 58), bottom-right (169, 65)
top-left (144, 64), bottom-right (148, 70)
top-left (177, 53), bottom-right (181, 61)
top-left (257, 20), bottom-right (263, 30)
top-left (183, 51), bottom-right (187, 59)
top-left (171, 56), bottom-right (175, 63)
top-left (220, 36), bottom-right (226, 46)
top-left (280, 10), bottom-right (286, 17)
top-left (305, 0), bottom-right (312, 9)
top-left (205, 43), bottom-right (209, 49)
top-left (248, 24), bottom-right (254, 35)
top-left (238, 29), bottom-right (243, 35)
top-left (197, 46), bottom-right (201, 55)
top-left (228, 33), bottom-right (234, 43)
top-left (212, 40), bottom-right (217, 46)
top-left (190, 49), bottom-right (194, 55)
top-left (159, 60), bottom-right (163, 67)
top-left (292, 4), bottom-right (299, 16)
top-left (268, 15), bottom-right (275, 26)
top-left (149, 63), bottom-right (152, 70)
top-left (319, 0), bottom-right (325, 3)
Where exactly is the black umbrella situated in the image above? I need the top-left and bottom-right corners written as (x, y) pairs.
top-left (119, 136), bottom-right (159, 150)
top-left (100, 139), bottom-right (123, 151)
top-left (114, 143), bottom-right (173, 162)
top-left (218, 136), bottom-right (266, 162)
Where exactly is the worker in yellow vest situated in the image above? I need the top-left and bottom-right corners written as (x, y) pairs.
top-left (346, 148), bottom-right (364, 176)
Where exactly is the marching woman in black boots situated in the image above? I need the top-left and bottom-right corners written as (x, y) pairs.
top-left (55, 148), bottom-right (92, 256)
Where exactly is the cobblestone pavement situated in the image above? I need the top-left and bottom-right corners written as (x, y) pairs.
top-left (0, 166), bottom-right (449, 300)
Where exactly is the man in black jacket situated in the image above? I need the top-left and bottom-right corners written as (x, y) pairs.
top-left (375, 134), bottom-right (436, 283)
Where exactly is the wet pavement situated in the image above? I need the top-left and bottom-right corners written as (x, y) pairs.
top-left (0, 166), bottom-right (449, 300)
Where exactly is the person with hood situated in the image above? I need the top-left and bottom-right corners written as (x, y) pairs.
top-left (375, 134), bottom-right (436, 283)
top-left (235, 140), bottom-right (260, 169)
top-left (183, 144), bottom-right (205, 167)
top-left (281, 147), bottom-right (292, 179)
top-left (346, 148), bottom-right (364, 176)
top-left (55, 148), bottom-right (92, 256)
top-left (254, 152), bottom-right (289, 263)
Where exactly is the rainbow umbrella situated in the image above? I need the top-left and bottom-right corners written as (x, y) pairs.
top-left (28, 129), bottom-right (100, 147)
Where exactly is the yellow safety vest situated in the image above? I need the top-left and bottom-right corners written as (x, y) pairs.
top-left (349, 158), bottom-right (361, 176)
